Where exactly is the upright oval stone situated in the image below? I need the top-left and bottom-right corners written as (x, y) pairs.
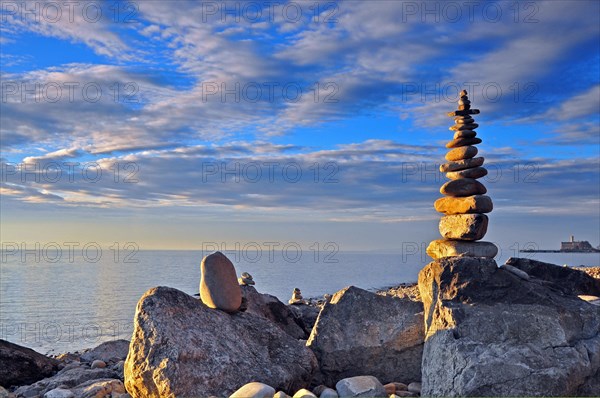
top-left (200, 252), bottom-right (242, 313)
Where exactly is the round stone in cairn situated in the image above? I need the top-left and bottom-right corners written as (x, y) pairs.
top-left (439, 213), bottom-right (489, 240)
top-left (446, 137), bottom-right (482, 148)
top-left (447, 109), bottom-right (480, 117)
top-left (200, 251), bottom-right (242, 313)
top-left (427, 239), bottom-right (498, 259)
top-left (434, 195), bottom-right (493, 215)
top-left (440, 178), bottom-right (487, 197)
top-left (450, 123), bottom-right (479, 131)
top-left (454, 117), bottom-right (474, 124)
top-left (453, 130), bottom-right (477, 139)
top-left (446, 166), bottom-right (488, 180)
top-left (440, 157), bottom-right (484, 172)
top-left (445, 146), bottom-right (477, 161)
top-left (458, 92), bottom-right (471, 111)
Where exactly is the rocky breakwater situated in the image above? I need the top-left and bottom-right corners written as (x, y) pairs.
top-left (428, 90), bottom-right (497, 259)
top-left (123, 251), bottom-right (425, 397)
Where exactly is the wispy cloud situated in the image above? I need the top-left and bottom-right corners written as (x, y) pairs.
top-left (2, 140), bottom-right (598, 223)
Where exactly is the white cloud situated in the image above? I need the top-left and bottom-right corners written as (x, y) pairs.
top-left (23, 147), bottom-right (83, 163)
top-left (552, 85), bottom-right (600, 120)
top-left (1, 0), bottom-right (134, 59)
top-left (2, 0), bottom-right (598, 163)
top-left (2, 140), bottom-right (598, 224)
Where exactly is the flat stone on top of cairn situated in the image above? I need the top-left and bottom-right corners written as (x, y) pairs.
top-left (200, 251), bottom-right (242, 313)
top-left (427, 90), bottom-right (497, 259)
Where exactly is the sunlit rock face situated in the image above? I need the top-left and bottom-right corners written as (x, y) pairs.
top-left (418, 256), bottom-right (600, 397)
top-left (124, 286), bottom-right (317, 398)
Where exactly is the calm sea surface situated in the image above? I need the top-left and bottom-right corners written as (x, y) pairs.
top-left (1, 249), bottom-right (598, 354)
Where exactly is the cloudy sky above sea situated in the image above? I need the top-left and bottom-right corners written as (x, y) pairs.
top-left (1, 0), bottom-right (599, 254)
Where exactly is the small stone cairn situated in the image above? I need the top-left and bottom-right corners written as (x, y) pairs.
top-left (288, 288), bottom-right (305, 305)
top-left (238, 272), bottom-right (255, 286)
top-left (427, 90), bottom-right (498, 259)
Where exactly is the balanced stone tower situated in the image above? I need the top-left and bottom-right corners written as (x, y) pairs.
top-left (427, 90), bottom-right (498, 259)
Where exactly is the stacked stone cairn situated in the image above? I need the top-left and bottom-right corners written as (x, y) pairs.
top-left (238, 272), bottom-right (255, 286)
top-left (427, 90), bottom-right (498, 259)
top-left (288, 288), bottom-right (305, 305)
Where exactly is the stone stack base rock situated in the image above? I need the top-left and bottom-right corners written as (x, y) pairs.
top-left (427, 90), bottom-right (497, 259)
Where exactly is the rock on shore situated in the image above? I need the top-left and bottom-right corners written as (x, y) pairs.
top-left (307, 286), bottom-right (424, 386)
top-left (418, 256), bottom-right (600, 397)
top-left (3, 259), bottom-right (599, 397)
top-left (200, 251), bottom-right (242, 312)
top-left (0, 339), bottom-right (60, 387)
top-left (507, 257), bottom-right (600, 296)
top-left (124, 286), bottom-right (317, 397)
top-left (12, 356), bottom-right (124, 397)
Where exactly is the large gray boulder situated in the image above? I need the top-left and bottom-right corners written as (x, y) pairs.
top-left (307, 286), bottom-right (424, 385)
top-left (418, 256), bottom-right (600, 396)
top-left (506, 257), bottom-right (600, 296)
top-left (0, 339), bottom-right (60, 387)
top-left (124, 286), bottom-right (317, 397)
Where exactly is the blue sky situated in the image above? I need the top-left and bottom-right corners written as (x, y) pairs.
top-left (1, 0), bottom-right (599, 255)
